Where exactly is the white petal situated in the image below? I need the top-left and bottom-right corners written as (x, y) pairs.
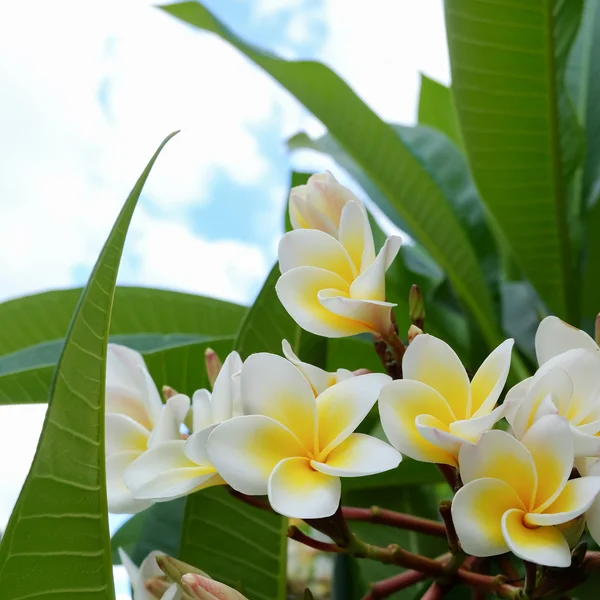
top-left (502, 508), bottom-right (571, 567)
top-left (415, 414), bottom-right (464, 457)
top-left (241, 353), bottom-right (316, 450)
top-left (289, 185), bottom-right (337, 235)
top-left (192, 389), bottom-right (213, 433)
top-left (106, 451), bottom-right (152, 514)
top-left (470, 339), bottom-right (514, 417)
top-left (148, 394), bottom-right (190, 448)
top-left (378, 379), bottom-right (457, 465)
top-left (117, 548), bottom-right (139, 585)
top-left (571, 424), bottom-right (600, 457)
top-left (211, 351), bottom-right (243, 423)
top-left (184, 424), bottom-right (218, 466)
top-left (449, 404), bottom-right (506, 443)
top-left (105, 413), bottom-right (149, 456)
top-left (525, 477), bottom-right (600, 526)
top-left (458, 429), bottom-right (535, 509)
top-left (316, 373), bottom-right (390, 456)
top-left (161, 585), bottom-right (181, 600)
top-left (276, 266), bottom-right (368, 338)
top-left (268, 457), bottom-right (341, 518)
top-left (135, 470), bottom-right (220, 502)
top-left (138, 550), bottom-right (165, 584)
top-left (278, 229), bottom-right (355, 282)
top-left (521, 415), bottom-right (573, 511)
top-left (504, 377), bottom-right (533, 426)
top-left (318, 292), bottom-right (395, 336)
top-left (338, 200), bottom-right (375, 274)
top-left (311, 433), bottom-right (401, 477)
top-left (349, 236), bottom-right (402, 301)
top-left (535, 315), bottom-right (598, 365)
top-left (402, 334), bottom-right (470, 420)
top-left (282, 339), bottom-right (333, 395)
top-left (207, 415), bottom-right (307, 495)
top-left (452, 478), bottom-right (522, 557)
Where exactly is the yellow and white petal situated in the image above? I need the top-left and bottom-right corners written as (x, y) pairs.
top-left (135, 469), bottom-right (221, 502)
top-left (452, 478), bottom-right (522, 557)
top-left (105, 413), bottom-right (149, 456)
top-left (311, 433), bottom-right (401, 477)
top-left (308, 171), bottom-right (361, 230)
top-left (282, 339), bottom-right (333, 395)
top-left (278, 229), bottom-right (355, 282)
top-left (571, 424), bottom-right (600, 457)
top-left (276, 266), bottom-right (367, 338)
top-left (268, 456), bottom-right (341, 519)
top-left (148, 394), bottom-right (190, 448)
top-left (502, 508), bottom-right (571, 567)
top-left (192, 389), bottom-right (213, 432)
top-left (206, 415), bottom-right (307, 495)
top-left (335, 368), bottom-right (354, 383)
top-left (241, 353), bottom-right (316, 450)
top-left (521, 415), bottom-right (573, 512)
top-left (349, 236), bottom-right (402, 302)
top-left (316, 373), bottom-right (390, 456)
top-left (211, 350), bottom-right (243, 423)
top-left (504, 378), bottom-right (533, 426)
top-left (535, 316), bottom-right (599, 365)
top-left (289, 186), bottom-right (336, 235)
top-left (319, 292), bottom-right (396, 336)
top-left (402, 334), bottom-right (469, 420)
top-left (415, 414), bottom-right (464, 460)
top-left (184, 424), bottom-right (218, 466)
top-left (106, 450), bottom-right (152, 514)
top-left (458, 429), bottom-right (535, 508)
top-left (449, 404), bottom-right (506, 444)
top-left (338, 200), bottom-right (376, 274)
top-left (379, 379), bottom-right (457, 465)
top-left (511, 369), bottom-right (570, 439)
top-left (525, 477), bottom-right (600, 526)
top-left (470, 339), bottom-right (514, 418)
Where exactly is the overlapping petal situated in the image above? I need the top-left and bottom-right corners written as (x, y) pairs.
top-left (148, 394), bottom-right (190, 448)
top-left (211, 350), bottom-right (243, 423)
top-left (449, 405), bottom-right (506, 444)
top-left (535, 316), bottom-right (599, 365)
top-left (338, 199), bottom-right (375, 273)
top-left (282, 339), bottom-right (337, 395)
top-left (105, 413), bottom-right (149, 456)
top-left (106, 451), bottom-right (153, 514)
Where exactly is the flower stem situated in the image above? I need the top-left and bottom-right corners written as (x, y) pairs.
top-left (361, 570), bottom-right (430, 600)
top-left (422, 582), bottom-right (446, 600)
top-left (286, 525), bottom-right (342, 553)
top-left (523, 561), bottom-right (537, 597)
top-left (439, 500), bottom-right (461, 557)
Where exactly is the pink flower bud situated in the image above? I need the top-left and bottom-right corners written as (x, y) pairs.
top-left (204, 348), bottom-right (223, 388)
top-left (181, 573), bottom-right (248, 600)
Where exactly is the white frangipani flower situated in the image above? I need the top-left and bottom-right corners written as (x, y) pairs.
top-left (105, 344), bottom-right (190, 514)
top-left (452, 416), bottom-right (600, 567)
top-left (207, 353), bottom-right (401, 519)
top-left (118, 549), bottom-right (180, 600)
top-left (123, 352), bottom-right (243, 503)
top-left (505, 316), bottom-right (600, 456)
top-left (276, 172), bottom-right (401, 339)
top-left (379, 334), bottom-right (514, 466)
top-left (281, 339), bottom-right (353, 395)
top-left (576, 458), bottom-right (600, 546)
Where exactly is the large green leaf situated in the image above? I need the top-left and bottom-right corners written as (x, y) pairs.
top-left (160, 1), bottom-right (503, 349)
top-left (445, 0), bottom-right (583, 321)
top-left (0, 132), bottom-right (177, 598)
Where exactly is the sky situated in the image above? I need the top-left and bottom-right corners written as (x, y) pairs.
top-left (0, 0), bottom-right (449, 595)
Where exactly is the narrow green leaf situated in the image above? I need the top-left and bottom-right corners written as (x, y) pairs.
top-left (445, 0), bottom-right (584, 320)
top-left (0, 132), bottom-right (178, 598)
top-left (160, 1), bottom-right (503, 349)
top-left (418, 74), bottom-right (464, 151)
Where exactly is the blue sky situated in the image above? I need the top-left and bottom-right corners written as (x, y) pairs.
top-left (0, 0), bottom-right (448, 596)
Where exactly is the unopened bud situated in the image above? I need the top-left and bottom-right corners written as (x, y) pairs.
top-left (162, 385), bottom-right (178, 400)
top-left (351, 368), bottom-right (372, 376)
top-left (156, 555), bottom-right (209, 583)
top-left (144, 576), bottom-right (171, 598)
top-left (408, 324), bottom-right (423, 344)
top-left (304, 589), bottom-right (315, 600)
top-left (181, 573), bottom-right (248, 600)
top-left (596, 313), bottom-right (600, 346)
top-left (409, 284), bottom-right (425, 327)
top-left (204, 348), bottom-right (223, 388)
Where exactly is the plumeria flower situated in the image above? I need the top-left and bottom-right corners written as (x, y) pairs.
top-left (123, 352), bottom-right (243, 503)
top-left (378, 334), bottom-right (514, 466)
top-left (207, 353), bottom-right (401, 519)
top-left (118, 549), bottom-right (180, 600)
top-left (575, 458), bottom-right (600, 546)
top-left (281, 339), bottom-right (353, 395)
top-left (506, 317), bottom-right (600, 456)
top-left (105, 344), bottom-right (190, 513)
top-left (452, 416), bottom-right (600, 567)
top-left (276, 172), bottom-right (402, 339)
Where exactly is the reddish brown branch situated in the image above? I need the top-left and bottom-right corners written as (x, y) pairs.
top-left (362, 570), bottom-right (429, 600)
top-left (343, 506), bottom-right (446, 538)
top-left (422, 582), bottom-right (446, 600)
top-left (286, 525), bottom-right (342, 553)
top-left (228, 489), bottom-right (271, 511)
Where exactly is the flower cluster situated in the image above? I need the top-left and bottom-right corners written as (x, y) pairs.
top-left (109, 172), bottom-right (600, 590)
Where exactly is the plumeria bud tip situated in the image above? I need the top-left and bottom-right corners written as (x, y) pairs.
top-left (162, 385), bottom-right (178, 400)
top-left (156, 555), bottom-right (209, 582)
top-left (204, 348), bottom-right (223, 388)
top-left (181, 573), bottom-right (249, 599)
top-left (409, 284), bottom-right (425, 325)
top-left (144, 576), bottom-right (171, 598)
top-left (407, 324), bottom-right (423, 344)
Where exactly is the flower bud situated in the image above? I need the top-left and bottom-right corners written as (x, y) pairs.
top-left (156, 555), bottom-right (209, 583)
top-left (408, 284), bottom-right (425, 327)
top-left (407, 324), bottom-right (423, 344)
top-left (181, 573), bottom-right (248, 600)
top-left (204, 348), bottom-right (223, 388)
top-left (162, 385), bottom-right (178, 400)
top-left (144, 576), bottom-right (171, 598)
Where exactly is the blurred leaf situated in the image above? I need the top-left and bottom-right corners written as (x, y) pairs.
top-left (418, 74), bottom-right (464, 151)
top-left (331, 555), bottom-right (366, 600)
top-left (111, 513), bottom-right (148, 565)
top-left (0, 131), bottom-right (178, 598)
top-left (445, 0), bottom-right (584, 321)
top-left (161, 1), bottom-right (503, 351)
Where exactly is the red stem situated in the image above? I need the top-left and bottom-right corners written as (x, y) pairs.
top-left (422, 582), bottom-right (446, 600)
top-left (286, 525), bottom-right (342, 553)
top-left (362, 570), bottom-right (429, 600)
top-left (343, 506), bottom-right (446, 538)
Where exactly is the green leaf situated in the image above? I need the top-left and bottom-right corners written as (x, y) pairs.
top-left (160, 1), bottom-right (503, 350)
top-left (0, 131), bottom-right (178, 598)
top-left (179, 487), bottom-right (287, 600)
top-left (418, 74), bottom-right (464, 151)
top-left (445, 0), bottom-right (584, 321)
